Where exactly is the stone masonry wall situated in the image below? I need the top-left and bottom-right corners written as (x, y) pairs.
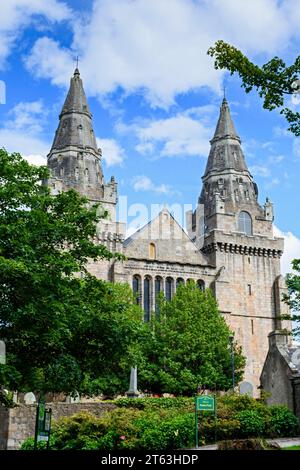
top-left (0, 402), bottom-right (116, 450)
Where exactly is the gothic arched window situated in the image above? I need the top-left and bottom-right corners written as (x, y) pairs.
top-left (149, 243), bottom-right (156, 260)
top-left (176, 278), bottom-right (184, 289)
top-left (165, 277), bottom-right (174, 301)
top-left (155, 276), bottom-right (162, 314)
top-left (197, 279), bottom-right (205, 292)
top-left (144, 276), bottom-right (151, 322)
top-left (132, 275), bottom-right (141, 306)
top-left (238, 211), bottom-right (252, 235)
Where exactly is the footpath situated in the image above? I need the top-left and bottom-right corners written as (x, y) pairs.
top-left (193, 437), bottom-right (300, 450)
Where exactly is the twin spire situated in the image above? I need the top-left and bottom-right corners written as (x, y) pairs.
top-left (49, 69), bottom-right (251, 197)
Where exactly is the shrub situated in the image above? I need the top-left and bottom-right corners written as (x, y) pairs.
top-left (268, 405), bottom-right (300, 437)
top-left (201, 417), bottom-right (241, 443)
top-left (115, 397), bottom-right (194, 412)
top-left (235, 410), bottom-right (265, 437)
top-left (52, 411), bottom-right (109, 450)
top-left (138, 413), bottom-right (194, 450)
top-left (20, 436), bottom-right (55, 450)
top-left (20, 396), bottom-right (300, 450)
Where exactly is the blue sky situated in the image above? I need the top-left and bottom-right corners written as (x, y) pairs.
top-left (0, 0), bottom-right (300, 273)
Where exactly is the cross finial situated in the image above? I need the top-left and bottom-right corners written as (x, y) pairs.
top-left (223, 85), bottom-right (226, 99)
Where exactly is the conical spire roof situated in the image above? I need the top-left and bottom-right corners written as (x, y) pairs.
top-left (203, 98), bottom-right (249, 177)
top-left (47, 68), bottom-right (104, 201)
top-left (211, 97), bottom-right (240, 144)
top-left (60, 68), bottom-right (92, 118)
top-left (50, 68), bottom-right (98, 152)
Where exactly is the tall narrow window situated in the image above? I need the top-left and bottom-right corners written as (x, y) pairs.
top-left (165, 277), bottom-right (173, 301)
top-left (149, 243), bottom-right (156, 260)
top-left (197, 280), bottom-right (205, 292)
top-left (248, 284), bottom-right (252, 295)
top-left (251, 319), bottom-right (254, 334)
top-left (238, 211), bottom-right (252, 235)
top-left (132, 275), bottom-right (141, 306)
top-left (155, 277), bottom-right (162, 314)
top-left (144, 277), bottom-right (151, 322)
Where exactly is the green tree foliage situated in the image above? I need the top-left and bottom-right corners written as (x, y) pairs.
top-left (282, 259), bottom-right (300, 335)
top-left (138, 282), bottom-right (245, 394)
top-left (207, 40), bottom-right (300, 135)
top-left (0, 149), bottom-right (144, 396)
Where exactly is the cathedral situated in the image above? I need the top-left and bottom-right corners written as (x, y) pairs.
top-left (46, 68), bottom-right (290, 395)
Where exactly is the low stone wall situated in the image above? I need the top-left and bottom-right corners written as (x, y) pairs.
top-left (0, 402), bottom-right (116, 450)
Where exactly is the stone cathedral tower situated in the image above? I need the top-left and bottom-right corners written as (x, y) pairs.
top-left (46, 68), bottom-right (125, 279)
top-left (187, 98), bottom-right (289, 391)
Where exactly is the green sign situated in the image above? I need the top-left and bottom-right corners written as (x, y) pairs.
top-left (195, 395), bottom-right (215, 411)
top-left (195, 395), bottom-right (217, 448)
top-left (34, 400), bottom-right (52, 448)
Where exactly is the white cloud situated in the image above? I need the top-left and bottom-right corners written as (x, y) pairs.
top-left (7, 100), bottom-right (45, 134)
top-left (0, 0), bottom-right (72, 68)
top-left (25, 37), bottom-right (74, 87)
top-left (274, 226), bottom-right (300, 276)
top-left (0, 100), bottom-right (50, 164)
top-left (118, 110), bottom-right (213, 158)
top-left (265, 177), bottom-right (280, 189)
top-left (22, 154), bottom-right (47, 166)
top-left (249, 165), bottom-right (270, 178)
top-left (132, 175), bottom-right (179, 196)
top-left (139, 116), bottom-right (212, 157)
top-left (96, 137), bottom-right (125, 167)
top-left (268, 154), bottom-right (285, 164)
top-left (261, 141), bottom-right (274, 150)
top-left (135, 142), bottom-right (155, 155)
top-left (25, 0), bottom-right (300, 108)
top-left (0, 128), bottom-right (49, 159)
top-left (273, 126), bottom-right (292, 138)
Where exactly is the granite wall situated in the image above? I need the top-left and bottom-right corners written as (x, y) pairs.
top-left (0, 402), bottom-right (116, 450)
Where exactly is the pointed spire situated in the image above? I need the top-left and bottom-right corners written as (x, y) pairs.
top-left (203, 98), bottom-right (248, 177)
top-left (50, 68), bottom-right (98, 152)
top-left (60, 68), bottom-right (92, 119)
top-left (47, 69), bottom-right (104, 200)
top-left (211, 98), bottom-right (240, 144)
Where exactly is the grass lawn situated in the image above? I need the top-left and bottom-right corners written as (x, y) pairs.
top-left (283, 445), bottom-right (300, 450)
